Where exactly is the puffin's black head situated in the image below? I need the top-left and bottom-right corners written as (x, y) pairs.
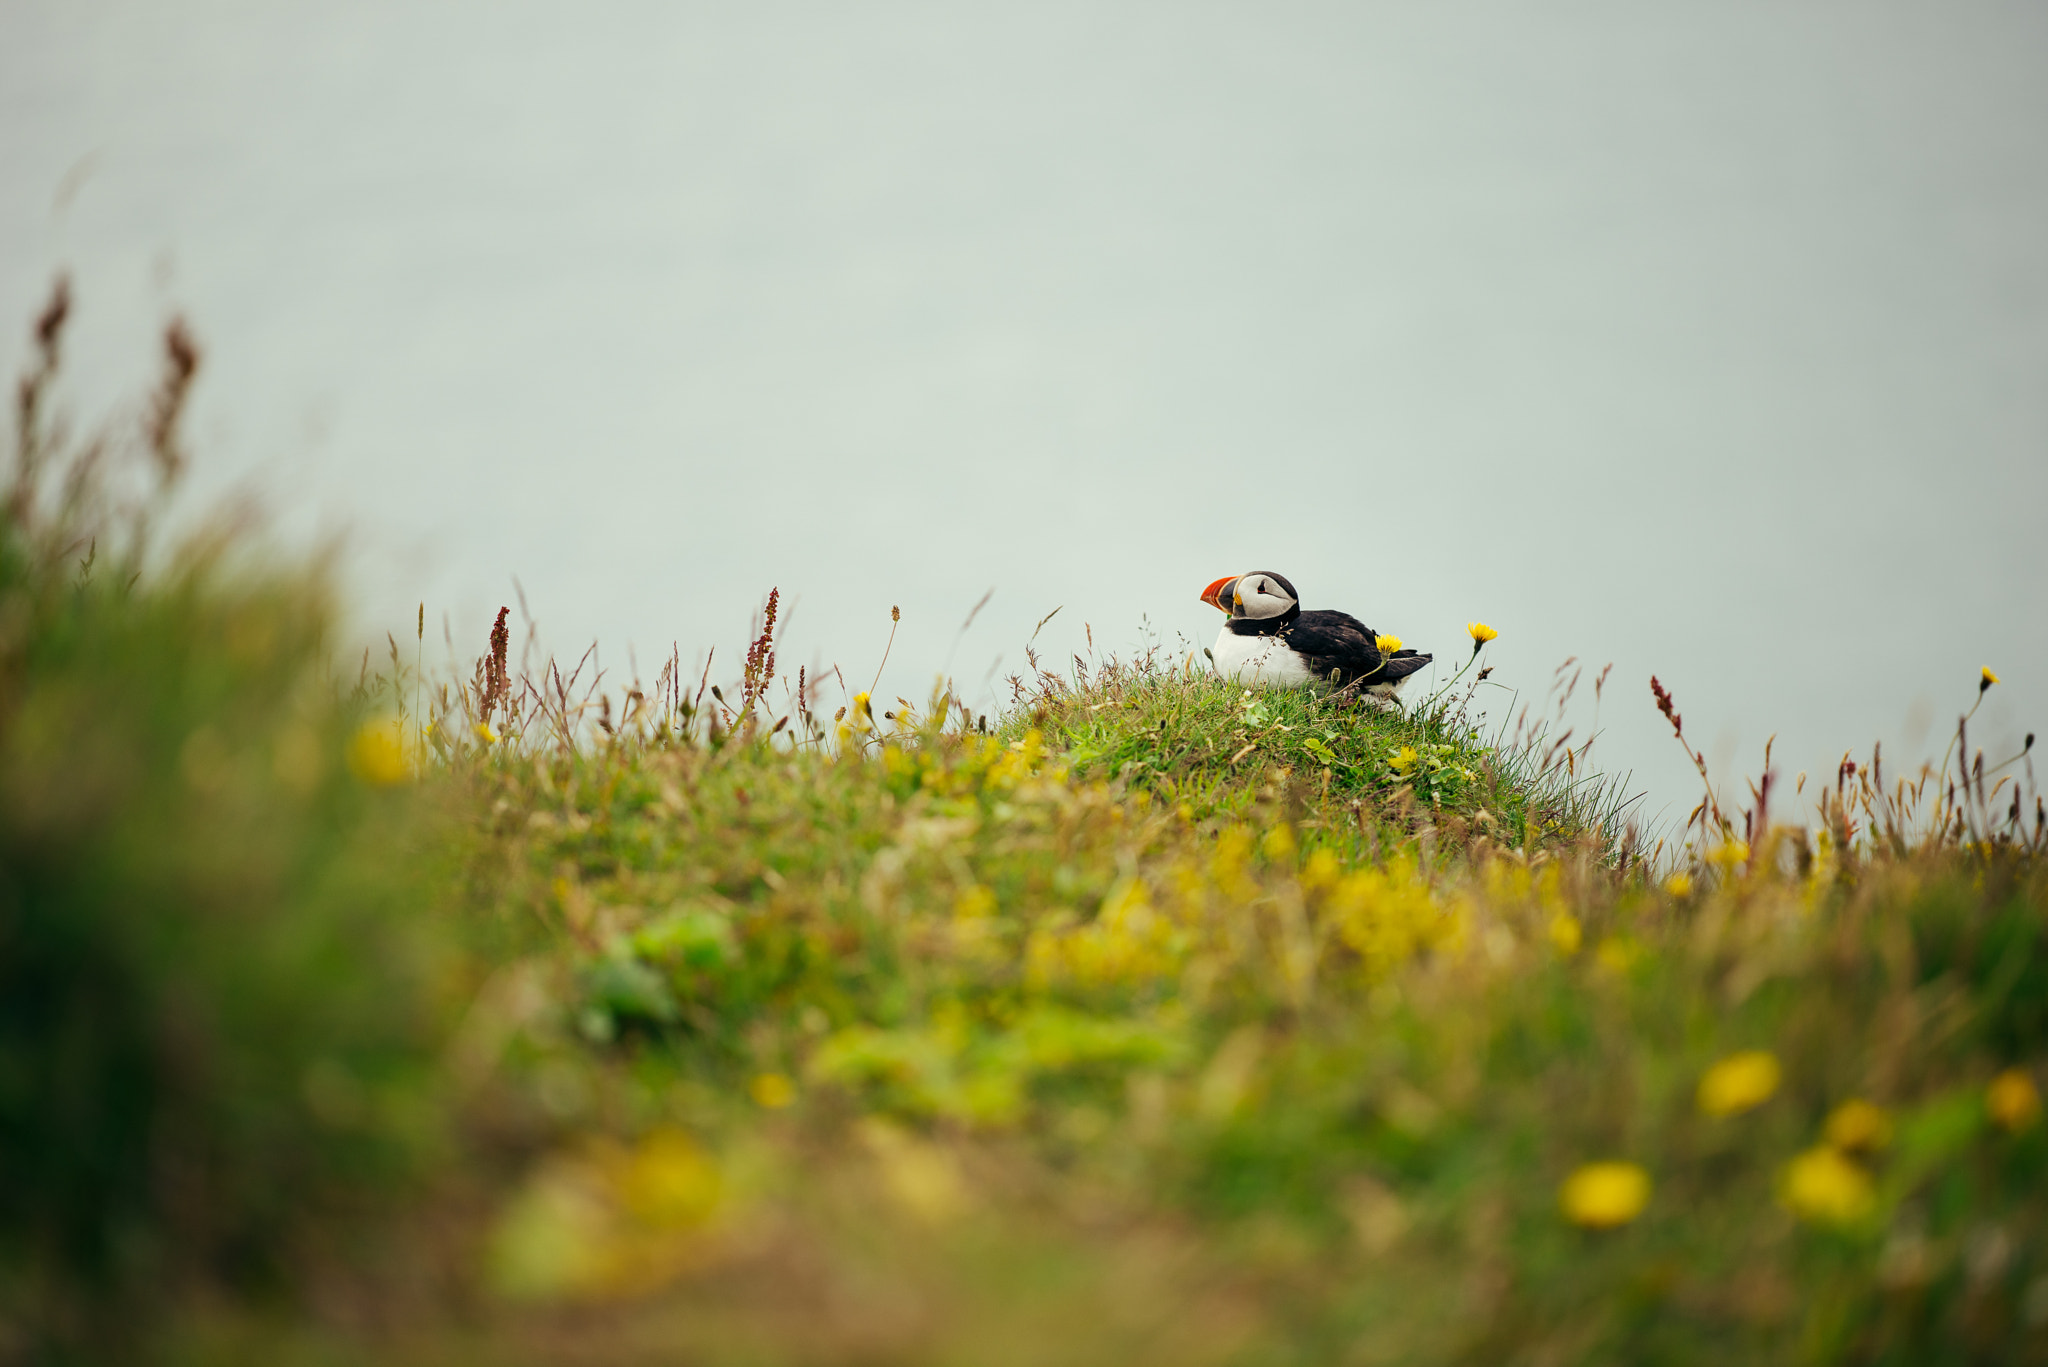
top-left (1230, 571), bottom-right (1299, 620)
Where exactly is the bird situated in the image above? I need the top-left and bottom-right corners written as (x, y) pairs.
top-left (1199, 570), bottom-right (1432, 699)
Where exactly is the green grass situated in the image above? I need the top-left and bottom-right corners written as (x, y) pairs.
top-left (1005, 649), bottom-right (1640, 863)
top-left (7, 284), bottom-right (2048, 1366)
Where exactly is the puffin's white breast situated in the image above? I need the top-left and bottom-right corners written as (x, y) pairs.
top-left (1212, 626), bottom-right (1316, 687)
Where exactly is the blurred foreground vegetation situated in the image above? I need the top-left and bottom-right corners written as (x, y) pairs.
top-left (4, 287), bottom-right (2047, 1365)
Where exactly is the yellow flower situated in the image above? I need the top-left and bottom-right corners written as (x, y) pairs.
top-left (1548, 912), bottom-right (1582, 956)
top-left (1594, 936), bottom-right (1641, 976)
top-left (1823, 1098), bottom-right (1893, 1153)
top-left (345, 717), bottom-right (410, 786)
top-left (475, 722), bottom-right (498, 745)
top-left (1374, 635), bottom-right (1402, 655)
top-left (1467, 622), bottom-right (1498, 645)
top-left (1665, 872), bottom-right (1693, 898)
top-left (1707, 840), bottom-right (1750, 869)
top-left (1388, 745), bottom-right (1419, 776)
top-left (1982, 666), bottom-right (2000, 687)
top-left (1302, 847), bottom-right (1342, 890)
top-left (749, 1072), bottom-right (797, 1109)
top-left (1559, 1162), bottom-right (1651, 1228)
top-left (1697, 1050), bottom-right (1781, 1117)
top-left (1987, 1068), bottom-right (2041, 1132)
top-left (1780, 1146), bottom-right (1874, 1225)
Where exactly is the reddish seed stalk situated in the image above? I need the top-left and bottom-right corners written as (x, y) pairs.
top-left (1651, 675), bottom-right (1728, 845)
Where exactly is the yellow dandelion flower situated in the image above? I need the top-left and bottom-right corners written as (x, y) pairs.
top-left (1548, 912), bottom-right (1582, 956)
top-left (1823, 1098), bottom-right (1893, 1153)
top-left (475, 722), bottom-right (497, 745)
top-left (1559, 1162), bottom-right (1651, 1229)
top-left (1302, 847), bottom-right (1342, 891)
top-left (1697, 1050), bottom-right (1781, 1117)
top-left (1982, 666), bottom-right (2000, 688)
top-left (1664, 872), bottom-right (1693, 898)
top-left (1374, 634), bottom-right (1403, 655)
top-left (1594, 936), bottom-right (1641, 976)
top-left (1987, 1068), bottom-right (2041, 1132)
top-left (1780, 1146), bottom-right (1874, 1225)
top-left (1467, 622), bottom-right (1498, 646)
top-left (749, 1072), bottom-right (797, 1109)
top-left (1388, 745), bottom-right (1419, 776)
top-left (345, 717), bottom-right (410, 786)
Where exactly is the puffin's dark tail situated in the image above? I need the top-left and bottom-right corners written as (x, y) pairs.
top-left (1383, 650), bottom-right (1432, 684)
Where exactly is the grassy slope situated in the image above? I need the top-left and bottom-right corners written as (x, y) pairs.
top-left (1006, 653), bottom-right (1634, 860)
top-left (6, 542), bottom-right (2043, 1367)
top-left (401, 662), bottom-right (2048, 1367)
top-left (7, 297), bottom-right (2046, 1363)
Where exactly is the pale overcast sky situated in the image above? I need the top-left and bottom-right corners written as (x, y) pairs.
top-left (5, 0), bottom-right (2044, 828)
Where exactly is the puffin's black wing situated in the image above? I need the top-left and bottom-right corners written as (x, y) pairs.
top-left (1287, 610), bottom-right (1434, 690)
top-left (1286, 609), bottom-right (1384, 688)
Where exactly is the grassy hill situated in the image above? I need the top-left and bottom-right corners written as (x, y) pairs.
top-left (6, 288), bottom-right (2047, 1365)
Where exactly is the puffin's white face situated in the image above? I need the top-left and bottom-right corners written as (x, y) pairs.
top-left (1232, 572), bottom-right (1297, 620)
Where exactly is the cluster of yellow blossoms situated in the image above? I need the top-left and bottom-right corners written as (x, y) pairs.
top-left (1562, 1050), bottom-right (2042, 1231)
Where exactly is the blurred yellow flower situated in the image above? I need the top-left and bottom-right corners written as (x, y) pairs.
top-left (1987, 1068), bottom-right (2041, 1132)
top-left (1707, 840), bottom-right (1750, 869)
top-left (1665, 872), bottom-right (1693, 898)
top-left (1389, 746), bottom-right (1419, 776)
top-left (1982, 666), bottom-right (2000, 687)
top-left (1375, 635), bottom-right (1402, 655)
top-left (1467, 622), bottom-right (1498, 644)
top-left (1303, 847), bottom-right (1342, 891)
top-left (475, 721), bottom-right (497, 745)
top-left (345, 717), bottom-right (410, 786)
top-left (1780, 1146), bottom-right (1874, 1225)
top-left (1559, 1161), bottom-right (1651, 1228)
top-left (1548, 912), bottom-right (1582, 956)
top-left (1594, 936), bottom-right (1641, 976)
top-left (1697, 1050), bottom-right (1781, 1117)
top-left (618, 1129), bottom-right (722, 1228)
top-left (749, 1072), bottom-right (796, 1110)
top-left (1823, 1098), bottom-right (1893, 1153)
top-left (486, 1128), bottom-right (720, 1302)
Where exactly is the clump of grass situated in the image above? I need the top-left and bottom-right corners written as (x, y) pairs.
top-left (1001, 638), bottom-right (1639, 869)
top-left (0, 281), bottom-right (462, 1361)
top-left (397, 595), bottom-right (2042, 1365)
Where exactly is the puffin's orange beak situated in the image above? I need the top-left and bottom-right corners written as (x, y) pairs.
top-left (1200, 575), bottom-right (1237, 613)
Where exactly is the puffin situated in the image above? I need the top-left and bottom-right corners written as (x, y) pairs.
top-left (1199, 570), bottom-right (1432, 699)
